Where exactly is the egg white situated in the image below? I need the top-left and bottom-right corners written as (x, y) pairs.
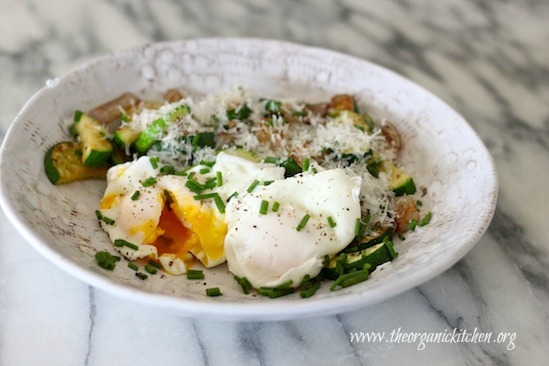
top-left (98, 152), bottom-right (285, 274)
top-left (224, 168), bottom-right (362, 289)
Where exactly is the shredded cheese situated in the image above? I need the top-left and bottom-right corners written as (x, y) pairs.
top-left (126, 86), bottom-right (401, 228)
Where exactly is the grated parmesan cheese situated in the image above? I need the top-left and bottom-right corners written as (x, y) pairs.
top-left (126, 86), bottom-right (406, 229)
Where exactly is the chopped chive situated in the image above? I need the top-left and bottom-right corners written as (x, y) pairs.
top-left (74, 110), bottom-right (83, 122)
top-left (213, 194), bottom-right (226, 214)
top-left (120, 112), bottom-right (130, 122)
top-left (311, 167), bottom-right (318, 174)
top-left (144, 264), bottom-right (158, 275)
top-left (384, 238), bottom-right (398, 259)
top-left (408, 218), bottom-right (418, 232)
top-left (272, 201), bottom-right (280, 212)
top-left (164, 189), bottom-right (174, 207)
top-left (160, 165), bottom-right (175, 175)
top-left (259, 200), bottom-right (269, 215)
top-left (113, 239), bottom-right (138, 250)
top-left (135, 272), bottom-right (148, 280)
top-left (141, 177), bottom-right (157, 187)
top-left (292, 110), bottom-right (307, 117)
top-left (193, 190), bottom-right (227, 213)
top-left (216, 171), bottom-right (223, 187)
top-left (246, 179), bottom-right (260, 193)
top-left (95, 251), bottom-right (120, 270)
top-left (187, 171), bottom-right (195, 180)
top-left (127, 262), bottom-right (138, 271)
top-left (300, 280), bottom-right (321, 298)
top-left (148, 260), bottom-right (162, 269)
top-left (199, 160), bottom-right (215, 167)
top-left (416, 200), bottom-right (423, 207)
top-left (264, 156), bottom-right (279, 164)
top-left (419, 212), bottom-right (432, 227)
top-left (131, 190), bottom-right (140, 201)
top-left (227, 191), bottom-right (238, 202)
top-left (95, 210), bottom-right (103, 220)
top-left (194, 192), bottom-right (219, 200)
top-left (362, 213), bottom-right (371, 227)
top-left (302, 158), bottom-right (310, 171)
top-left (263, 180), bottom-right (274, 186)
top-left (199, 167), bottom-right (210, 174)
top-left (299, 274), bottom-right (311, 287)
top-left (354, 218), bottom-right (364, 238)
top-left (187, 269), bottom-right (205, 280)
top-left (330, 267), bottom-right (370, 291)
top-left (101, 216), bottom-right (115, 226)
top-left (204, 177), bottom-right (218, 189)
top-left (185, 178), bottom-right (205, 194)
top-left (206, 287), bottom-right (222, 297)
top-left (258, 287), bottom-right (295, 298)
top-left (234, 275), bottom-right (253, 294)
top-left (274, 280), bottom-right (293, 290)
top-left (327, 216), bottom-right (336, 228)
top-left (398, 234), bottom-right (406, 241)
top-left (149, 157), bottom-right (159, 169)
top-left (296, 214), bottom-right (311, 232)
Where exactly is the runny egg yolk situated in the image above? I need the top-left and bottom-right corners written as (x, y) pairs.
top-left (152, 205), bottom-right (195, 266)
top-left (166, 193), bottom-right (228, 268)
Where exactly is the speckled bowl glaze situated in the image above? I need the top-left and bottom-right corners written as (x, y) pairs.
top-left (0, 38), bottom-right (498, 321)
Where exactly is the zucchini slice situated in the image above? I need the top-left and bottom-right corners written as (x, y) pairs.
top-left (344, 226), bottom-right (394, 253)
top-left (134, 104), bottom-right (192, 153)
top-left (336, 111), bottom-right (374, 134)
top-left (222, 147), bottom-right (261, 162)
top-left (384, 161), bottom-right (416, 196)
top-left (113, 125), bottom-right (140, 148)
top-left (330, 94), bottom-right (358, 112)
top-left (323, 242), bottom-right (394, 280)
top-left (135, 118), bottom-right (167, 153)
top-left (73, 113), bottom-right (113, 167)
top-left (44, 142), bottom-right (108, 184)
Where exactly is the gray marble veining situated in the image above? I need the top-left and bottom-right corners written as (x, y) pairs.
top-left (1, 0), bottom-right (548, 365)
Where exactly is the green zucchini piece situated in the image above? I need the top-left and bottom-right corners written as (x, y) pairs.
top-left (68, 110), bottom-right (84, 138)
top-left (134, 104), bottom-right (192, 153)
top-left (44, 142), bottom-right (108, 184)
top-left (324, 242), bottom-right (394, 280)
top-left (348, 243), bottom-right (392, 272)
top-left (73, 113), bottom-right (113, 167)
top-left (330, 94), bottom-right (358, 112)
top-left (337, 111), bottom-right (373, 133)
top-left (113, 126), bottom-right (140, 148)
top-left (343, 226), bottom-right (394, 253)
top-left (135, 118), bottom-right (167, 153)
top-left (322, 253), bottom-right (347, 280)
top-left (222, 148), bottom-right (260, 162)
top-left (384, 161), bottom-right (416, 196)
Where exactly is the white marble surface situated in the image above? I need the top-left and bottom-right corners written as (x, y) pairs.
top-left (0, 0), bottom-right (547, 365)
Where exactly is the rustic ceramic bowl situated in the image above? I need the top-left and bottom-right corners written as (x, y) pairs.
top-left (0, 39), bottom-right (498, 320)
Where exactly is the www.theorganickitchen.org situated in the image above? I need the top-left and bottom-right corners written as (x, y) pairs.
top-left (349, 327), bottom-right (516, 351)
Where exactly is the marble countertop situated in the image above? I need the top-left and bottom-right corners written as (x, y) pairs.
top-left (1, 0), bottom-right (548, 365)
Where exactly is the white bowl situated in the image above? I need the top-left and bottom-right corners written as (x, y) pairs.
top-left (0, 38), bottom-right (498, 321)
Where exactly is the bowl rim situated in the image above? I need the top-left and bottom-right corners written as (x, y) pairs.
top-left (0, 37), bottom-right (499, 321)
